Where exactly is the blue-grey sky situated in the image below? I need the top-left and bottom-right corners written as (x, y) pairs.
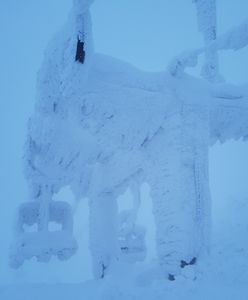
top-left (0, 0), bottom-right (248, 283)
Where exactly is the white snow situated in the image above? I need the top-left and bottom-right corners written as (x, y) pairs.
top-left (2, 195), bottom-right (248, 299)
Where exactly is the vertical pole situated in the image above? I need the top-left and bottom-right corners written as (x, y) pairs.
top-left (37, 185), bottom-right (51, 233)
top-left (194, 0), bottom-right (219, 82)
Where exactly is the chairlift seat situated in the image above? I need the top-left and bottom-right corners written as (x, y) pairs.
top-left (119, 224), bottom-right (146, 263)
top-left (10, 200), bottom-right (77, 268)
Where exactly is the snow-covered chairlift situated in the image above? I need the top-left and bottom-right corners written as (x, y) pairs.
top-left (118, 210), bottom-right (146, 263)
top-left (9, 191), bottom-right (77, 268)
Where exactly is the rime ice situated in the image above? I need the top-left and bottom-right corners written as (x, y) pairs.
top-left (9, 0), bottom-right (248, 282)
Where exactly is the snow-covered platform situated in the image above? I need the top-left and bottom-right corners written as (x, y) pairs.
top-left (1, 269), bottom-right (247, 300)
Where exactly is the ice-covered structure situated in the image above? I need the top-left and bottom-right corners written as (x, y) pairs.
top-left (10, 0), bottom-right (248, 280)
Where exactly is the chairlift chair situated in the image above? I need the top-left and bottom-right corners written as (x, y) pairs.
top-left (9, 190), bottom-right (77, 268)
top-left (118, 210), bottom-right (146, 263)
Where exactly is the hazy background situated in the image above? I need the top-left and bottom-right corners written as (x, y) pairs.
top-left (1, 0), bottom-right (248, 284)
